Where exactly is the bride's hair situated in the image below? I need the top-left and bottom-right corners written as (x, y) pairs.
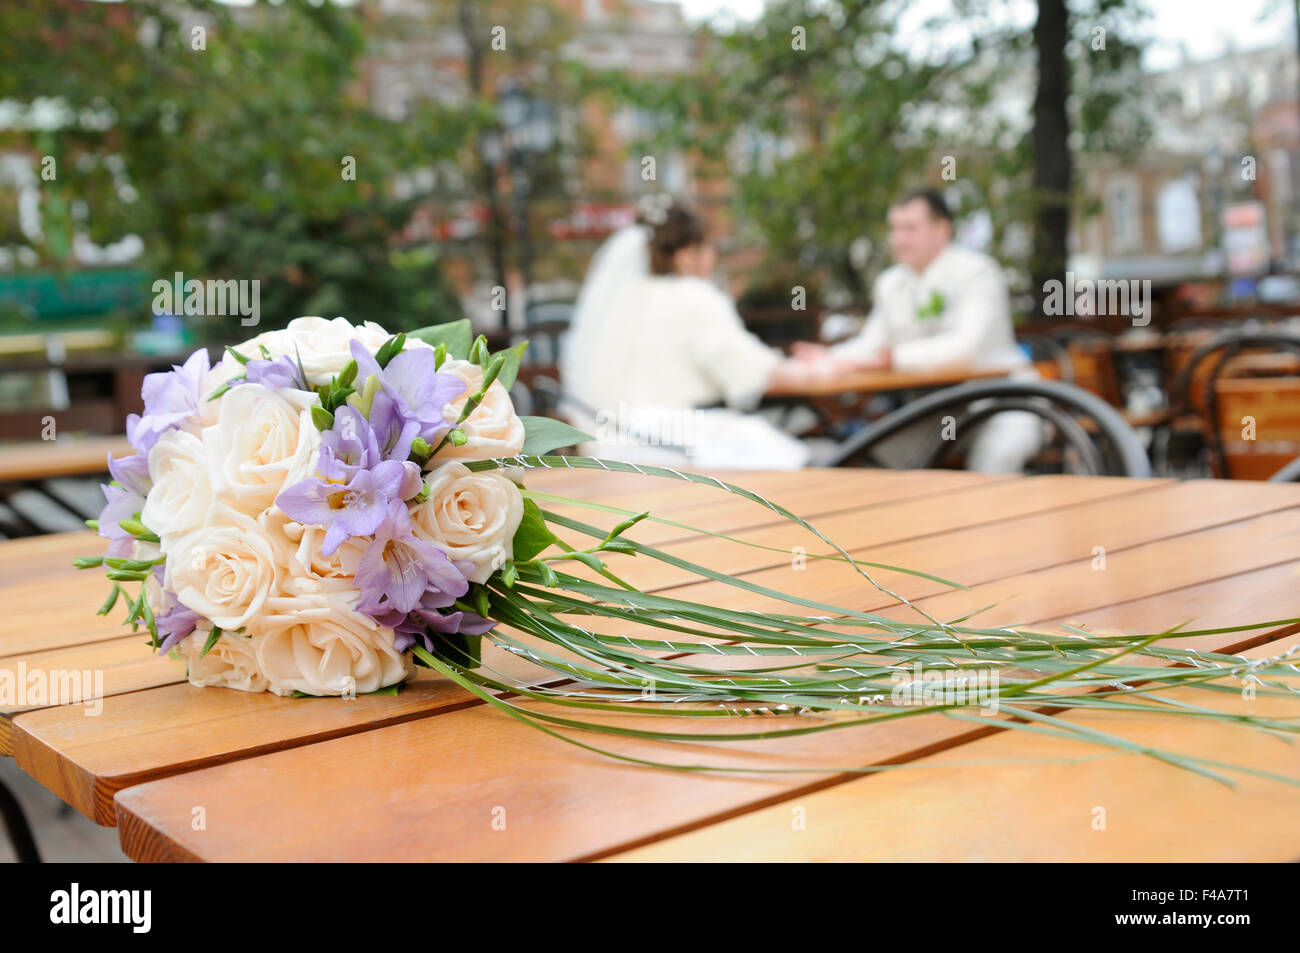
top-left (637, 199), bottom-right (707, 275)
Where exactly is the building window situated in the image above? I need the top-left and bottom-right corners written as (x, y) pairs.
top-left (1106, 176), bottom-right (1141, 253)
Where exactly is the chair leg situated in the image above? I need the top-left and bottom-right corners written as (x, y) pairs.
top-left (0, 776), bottom-right (42, 863)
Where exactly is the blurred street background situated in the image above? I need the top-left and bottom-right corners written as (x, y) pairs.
top-left (1, 0), bottom-right (1300, 480)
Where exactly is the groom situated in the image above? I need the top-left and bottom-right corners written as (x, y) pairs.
top-left (796, 188), bottom-right (1039, 473)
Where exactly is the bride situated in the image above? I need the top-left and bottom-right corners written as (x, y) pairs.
top-left (560, 197), bottom-right (813, 469)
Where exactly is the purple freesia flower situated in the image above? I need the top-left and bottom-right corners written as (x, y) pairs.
top-left (96, 482), bottom-right (144, 558)
top-left (317, 404), bottom-right (382, 482)
top-left (355, 501), bottom-right (469, 618)
top-left (156, 599), bottom-right (202, 654)
top-left (239, 353), bottom-right (302, 391)
top-left (349, 339), bottom-right (465, 443)
top-left (128, 348), bottom-right (211, 454)
top-left (275, 458), bottom-right (418, 556)
top-left (108, 451), bottom-right (151, 495)
top-left (367, 390), bottom-right (420, 462)
top-left (390, 607), bottom-right (496, 654)
top-left (96, 451), bottom-right (153, 558)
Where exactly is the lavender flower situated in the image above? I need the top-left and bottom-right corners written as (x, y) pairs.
top-left (390, 608), bottom-right (496, 654)
top-left (96, 451), bottom-right (153, 557)
top-left (367, 390), bottom-right (420, 463)
top-left (355, 501), bottom-right (469, 617)
top-left (349, 339), bottom-right (465, 444)
top-left (276, 458), bottom-right (418, 556)
top-left (128, 348), bottom-right (211, 454)
top-left (108, 451), bottom-right (151, 496)
top-left (316, 405), bottom-right (382, 482)
top-left (240, 353), bottom-right (303, 391)
top-left (96, 483), bottom-right (144, 558)
top-left (156, 600), bottom-right (202, 654)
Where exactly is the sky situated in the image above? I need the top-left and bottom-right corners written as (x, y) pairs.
top-left (678, 0), bottom-right (1295, 71)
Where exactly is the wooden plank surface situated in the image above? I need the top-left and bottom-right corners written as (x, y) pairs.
top-left (606, 630), bottom-right (1300, 862)
top-left (0, 436), bottom-right (132, 482)
top-left (0, 533), bottom-right (188, 757)
top-left (100, 475), bottom-right (1300, 861)
top-left (11, 468), bottom-right (987, 822)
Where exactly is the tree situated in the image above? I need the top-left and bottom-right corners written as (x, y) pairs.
top-left (0, 0), bottom-right (466, 338)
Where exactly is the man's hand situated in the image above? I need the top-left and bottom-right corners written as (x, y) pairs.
top-left (790, 341), bottom-right (831, 361)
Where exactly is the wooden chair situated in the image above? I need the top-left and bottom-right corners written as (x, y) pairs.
top-left (1169, 332), bottom-right (1300, 478)
top-left (1215, 377), bottom-right (1300, 480)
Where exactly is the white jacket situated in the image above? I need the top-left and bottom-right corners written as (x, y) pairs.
top-left (832, 245), bottom-right (1027, 371)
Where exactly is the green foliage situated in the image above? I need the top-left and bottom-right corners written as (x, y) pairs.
top-left (0, 0), bottom-right (465, 337)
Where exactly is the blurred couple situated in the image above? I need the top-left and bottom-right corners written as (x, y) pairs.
top-left (560, 189), bottom-right (1037, 472)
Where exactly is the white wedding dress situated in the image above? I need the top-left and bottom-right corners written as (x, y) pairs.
top-left (560, 226), bottom-right (809, 470)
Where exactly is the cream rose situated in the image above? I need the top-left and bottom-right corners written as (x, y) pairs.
top-left (206, 383), bottom-right (321, 513)
top-left (141, 429), bottom-right (215, 543)
top-left (410, 461), bottom-right (523, 584)
top-left (435, 358), bottom-right (525, 461)
top-left (250, 592), bottom-right (411, 696)
top-left (266, 508), bottom-right (367, 600)
top-left (165, 504), bottom-right (282, 630)
top-left (222, 317), bottom-right (429, 386)
top-left (178, 628), bottom-right (268, 693)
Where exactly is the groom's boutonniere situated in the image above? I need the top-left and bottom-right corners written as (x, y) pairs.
top-left (917, 289), bottom-right (946, 321)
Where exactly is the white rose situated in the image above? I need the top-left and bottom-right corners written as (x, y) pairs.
top-left (250, 592), bottom-right (412, 696)
top-left (435, 358), bottom-right (525, 462)
top-left (206, 383), bottom-right (321, 513)
top-left (410, 461), bottom-right (523, 584)
top-left (224, 317), bottom-right (429, 386)
top-left (142, 429), bottom-right (215, 542)
top-left (178, 628), bottom-right (268, 693)
top-left (165, 503), bottom-right (282, 630)
top-left (267, 508), bottom-right (366, 600)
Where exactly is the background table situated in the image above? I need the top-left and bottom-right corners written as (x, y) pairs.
top-left (766, 364), bottom-right (1007, 398)
top-left (6, 466), bottom-right (1300, 861)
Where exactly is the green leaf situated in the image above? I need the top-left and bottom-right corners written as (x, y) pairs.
top-left (117, 518), bottom-right (160, 543)
top-left (512, 497), bottom-right (560, 562)
top-left (338, 359), bottom-right (358, 387)
top-left (311, 405), bottom-right (335, 431)
top-left (409, 318), bottom-right (472, 359)
top-left (97, 584), bottom-right (121, 615)
top-left (199, 626), bottom-right (222, 659)
top-left (375, 333), bottom-right (406, 368)
top-left (494, 341), bottom-right (529, 391)
top-left (519, 416), bottom-right (593, 456)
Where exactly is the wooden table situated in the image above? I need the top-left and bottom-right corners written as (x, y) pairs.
top-left (766, 364), bottom-right (1007, 398)
top-left (0, 436), bottom-right (132, 482)
top-left (7, 467), bottom-right (1300, 861)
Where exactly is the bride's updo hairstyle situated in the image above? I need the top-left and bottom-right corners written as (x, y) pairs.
top-left (637, 195), bottom-right (707, 276)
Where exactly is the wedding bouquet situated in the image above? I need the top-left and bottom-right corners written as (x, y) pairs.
top-left (77, 316), bottom-right (1300, 782)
